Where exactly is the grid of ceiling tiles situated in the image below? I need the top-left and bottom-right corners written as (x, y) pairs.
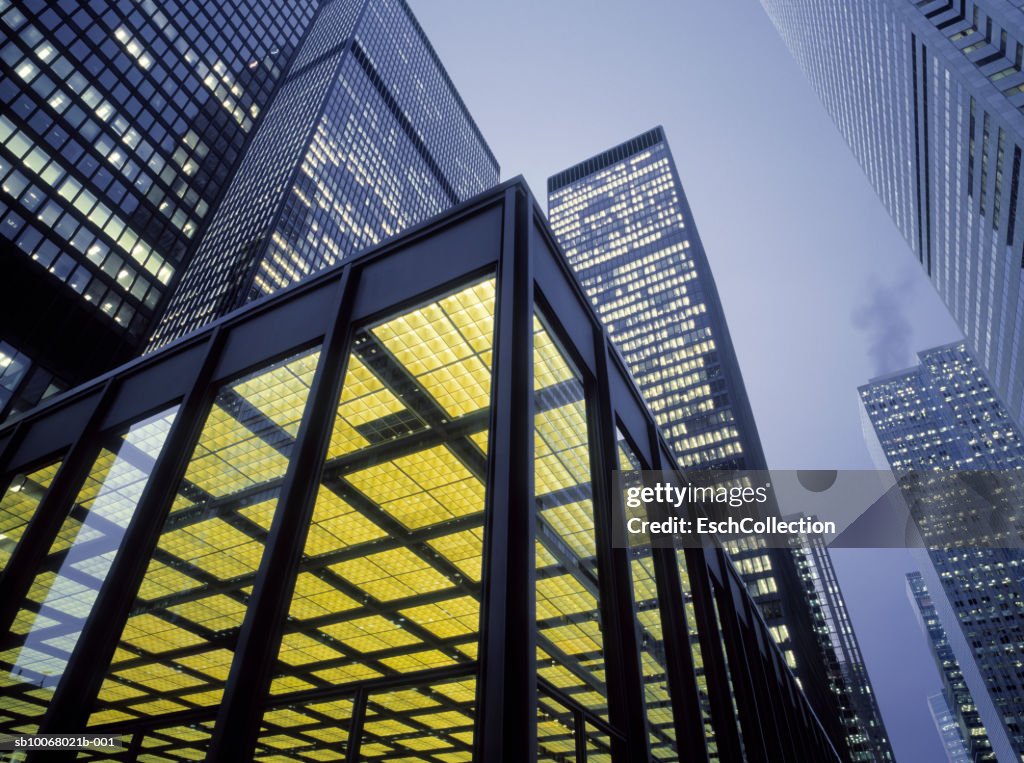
top-left (80, 277), bottom-right (496, 762)
top-left (532, 314), bottom-right (614, 762)
top-left (78, 347), bottom-right (323, 760)
top-left (536, 691), bottom-right (612, 763)
top-left (252, 278), bottom-right (495, 762)
top-left (617, 436), bottom-right (678, 761)
top-left (0, 458), bottom-right (62, 574)
top-left (0, 408), bottom-right (179, 736)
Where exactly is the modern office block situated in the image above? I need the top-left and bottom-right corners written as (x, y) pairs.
top-left (0, 0), bottom-right (320, 419)
top-left (547, 126), bottom-right (853, 757)
top-left (761, 0), bottom-right (1024, 427)
top-left (0, 180), bottom-right (841, 762)
top-left (909, 573), bottom-right (995, 762)
top-left (795, 523), bottom-right (895, 762)
top-left (862, 344), bottom-right (1024, 759)
top-left (149, 0), bottom-right (499, 350)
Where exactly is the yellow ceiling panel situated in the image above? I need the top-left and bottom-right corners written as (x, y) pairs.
top-left (320, 615), bottom-right (420, 653)
top-left (174, 649), bottom-right (234, 681)
top-left (399, 596), bottom-right (478, 638)
top-left (120, 613), bottom-right (206, 652)
top-left (419, 359), bottom-right (490, 418)
top-left (382, 491), bottom-right (449, 530)
top-left (427, 529), bottom-right (483, 582)
top-left (277, 632), bottom-right (344, 666)
top-left (379, 649), bottom-right (456, 672)
top-left (167, 593), bottom-right (248, 632)
top-left (310, 663), bottom-right (382, 684)
top-left (391, 446), bottom-right (471, 491)
top-left (239, 500), bottom-right (277, 531)
top-left (346, 463), bottom-right (421, 505)
top-left (429, 478), bottom-right (484, 518)
top-left (269, 675), bottom-right (317, 695)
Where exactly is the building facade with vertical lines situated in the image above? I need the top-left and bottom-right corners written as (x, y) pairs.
top-left (0, 0), bottom-right (319, 420)
top-left (909, 572), bottom-right (994, 762)
top-left (762, 0), bottom-right (1024, 427)
top-left (547, 126), bottom-right (867, 759)
top-left (861, 342), bottom-right (1024, 759)
top-left (149, 0), bottom-right (499, 350)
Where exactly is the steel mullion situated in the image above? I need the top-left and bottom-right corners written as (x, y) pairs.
top-left (207, 267), bottom-right (358, 760)
top-left (474, 186), bottom-right (536, 762)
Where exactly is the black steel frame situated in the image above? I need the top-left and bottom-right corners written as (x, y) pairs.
top-left (0, 178), bottom-right (841, 762)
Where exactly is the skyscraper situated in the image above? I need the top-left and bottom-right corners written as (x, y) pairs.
top-left (861, 343), bottom-right (1024, 759)
top-left (908, 572), bottom-right (995, 762)
top-left (761, 0), bottom-right (1024, 427)
top-left (795, 520), bottom-right (895, 761)
top-left (150, 0), bottom-right (499, 348)
top-left (0, 0), bottom-right (320, 419)
top-left (547, 126), bottom-right (855, 757)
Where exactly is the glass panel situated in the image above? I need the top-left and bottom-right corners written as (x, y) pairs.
top-left (253, 278), bottom-right (494, 753)
top-left (360, 676), bottom-right (476, 761)
top-left (585, 722), bottom-right (613, 763)
top-left (0, 408), bottom-right (179, 735)
top-left (537, 691), bottom-right (578, 762)
top-left (617, 433), bottom-right (678, 760)
top-left (698, 575), bottom-right (744, 762)
top-left (0, 458), bottom-right (62, 573)
top-left (138, 720), bottom-right (215, 761)
top-left (85, 348), bottom-right (321, 733)
top-left (533, 313), bottom-right (608, 721)
top-left (254, 698), bottom-right (352, 761)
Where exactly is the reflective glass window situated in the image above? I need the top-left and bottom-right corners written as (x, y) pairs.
top-left (0, 407), bottom-right (178, 734)
top-left (85, 348), bottom-right (320, 741)
top-left (617, 433), bottom-right (677, 759)
top-left (533, 313), bottom-right (607, 720)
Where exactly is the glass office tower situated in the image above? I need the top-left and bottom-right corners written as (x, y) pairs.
top-left (796, 523), bottom-right (894, 762)
top-left (761, 0), bottom-right (1024, 428)
top-left (0, 179), bottom-right (842, 762)
top-left (908, 572), bottom-right (994, 762)
top-left (861, 343), bottom-right (1024, 759)
top-left (150, 0), bottom-right (499, 349)
top-left (0, 0), bottom-right (319, 419)
top-left (547, 126), bottom-right (860, 758)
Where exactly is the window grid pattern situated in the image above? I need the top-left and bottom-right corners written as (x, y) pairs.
top-left (0, 0), bottom-right (316, 345)
top-left (761, 0), bottom-right (1024, 430)
top-left (861, 341), bottom-right (1024, 757)
top-left (150, 0), bottom-right (498, 349)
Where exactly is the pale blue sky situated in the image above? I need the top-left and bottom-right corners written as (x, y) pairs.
top-left (409, 1), bottom-right (967, 759)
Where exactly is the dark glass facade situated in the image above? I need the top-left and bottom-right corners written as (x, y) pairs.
top-left (149, 0), bottom-right (499, 350)
top-left (861, 343), bottom-right (1024, 760)
top-left (0, 0), bottom-right (319, 419)
top-left (0, 180), bottom-right (841, 762)
top-left (547, 127), bottom-right (863, 759)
